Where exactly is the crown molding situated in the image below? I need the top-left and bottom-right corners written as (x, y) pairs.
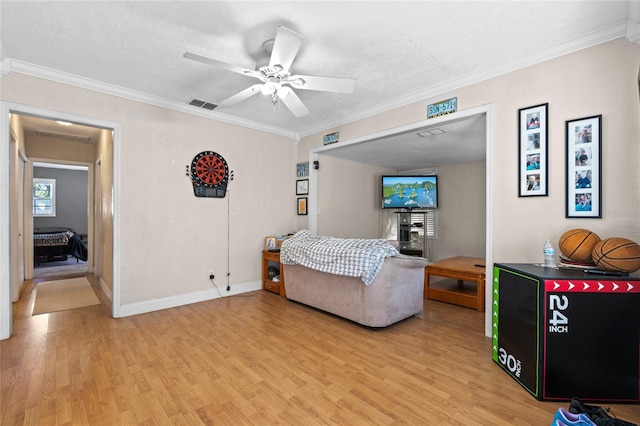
top-left (2, 59), bottom-right (299, 141)
top-left (299, 21), bottom-right (627, 138)
top-left (629, 0), bottom-right (640, 44)
top-left (2, 19), bottom-right (627, 143)
top-left (0, 59), bottom-right (11, 77)
top-left (628, 18), bottom-right (640, 44)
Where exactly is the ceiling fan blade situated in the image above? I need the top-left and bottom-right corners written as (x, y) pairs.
top-left (220, 84), bottom-right (263, 106)
top-left (287, 74), bottom-right (356, 94)
top-left (269, 26), bottom-right (303, 73)
top-left (183, 52), bottom-right (262, 80)
top-left (277, 88), bottom-right (310, 117)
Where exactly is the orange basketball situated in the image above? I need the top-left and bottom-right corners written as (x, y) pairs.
top-left (558, 229), bottom-right (601, 262)
top-left (592, 237), bottom-right (640, 273)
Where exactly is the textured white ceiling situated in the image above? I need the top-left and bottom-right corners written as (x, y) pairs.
top-left (1, 1), bottom-right (633, 169)
top-left (322, 114), bottom-right (487, 170)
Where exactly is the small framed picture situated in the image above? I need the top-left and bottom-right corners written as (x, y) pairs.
top-left (518, 103), bottom-right (548, 197)
top-left (296, 179), bottom-right (309, 195)
top-left (565, 115), bottom-right (602, 218)
top-left (264, 236), bottom-right (277, 251)
top-left (297, 197), bottom-right (308, 215)
top-left (323, 131), bottom-right (339, 145)
top-left (296, 162), bottom-right (309, 177)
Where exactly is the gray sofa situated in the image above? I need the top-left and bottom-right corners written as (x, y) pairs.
top-left (283, 254), bottom-right (429, 327)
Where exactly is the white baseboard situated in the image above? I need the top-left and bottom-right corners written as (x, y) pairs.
top-left (117, 281), bottom-right (262, 318)
top-left (99, 277), bottom-right (112, 302)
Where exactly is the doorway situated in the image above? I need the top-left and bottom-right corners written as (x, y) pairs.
top-left (306, 105), bottom-right (494, 336)
top-left (1, 103), bottom-right (120, 340)
top-left (31, 161), bottom-right (90, 280)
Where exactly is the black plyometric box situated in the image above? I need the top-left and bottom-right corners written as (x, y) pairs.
top-left (492, 263), bottom-right (640, 402)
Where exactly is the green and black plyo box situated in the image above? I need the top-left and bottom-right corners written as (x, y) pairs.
top-left (492, 263), bottom-right (640, 402)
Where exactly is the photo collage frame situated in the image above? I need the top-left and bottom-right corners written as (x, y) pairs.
top-left (565, 115), bottom-right (601, 218)
top-left (518, 103), bottom-right (548, 197)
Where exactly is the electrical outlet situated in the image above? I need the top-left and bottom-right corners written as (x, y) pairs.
top-left (209, 271), bottom-right (215, 280)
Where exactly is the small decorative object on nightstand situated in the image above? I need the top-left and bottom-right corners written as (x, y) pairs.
top-left (262, 250), bottom-right (285, 296)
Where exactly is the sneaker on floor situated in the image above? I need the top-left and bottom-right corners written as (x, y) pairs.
top-left (569, 398), bottom-right (637, 426)
top-left (553, 407), bottom-right (597, 426)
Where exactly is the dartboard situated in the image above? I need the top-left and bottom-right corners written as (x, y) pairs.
top-left (189, 151), bottom-right (230, 198)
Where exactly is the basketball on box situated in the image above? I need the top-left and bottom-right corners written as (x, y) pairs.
top-left (558, 229), bottom-right (601, 262)
top-left (592, 237), bottom-right (640, 273)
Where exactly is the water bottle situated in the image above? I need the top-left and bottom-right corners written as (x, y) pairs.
top-left (543, 239), bottom-right (555, 267)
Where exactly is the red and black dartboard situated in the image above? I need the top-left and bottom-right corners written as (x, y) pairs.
top-left (189, 151), bottom-right (230, 198)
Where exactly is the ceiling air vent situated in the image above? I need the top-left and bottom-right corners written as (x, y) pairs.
top-left (188, 98), bottom-right (218, 110)
top-left (416, 128), bottom-right (448, 137)
top-left (35, 130), bottom-right (92, 144)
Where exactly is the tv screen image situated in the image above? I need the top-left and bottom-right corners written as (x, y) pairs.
top-left (382, 175), bottom-right (438, 209)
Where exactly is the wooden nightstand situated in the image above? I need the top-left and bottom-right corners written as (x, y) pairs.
top-left (262, 250), bottom-right (285, 296)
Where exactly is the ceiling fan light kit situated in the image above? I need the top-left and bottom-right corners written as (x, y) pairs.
top-left (184, 25), bottom-right (356, 118)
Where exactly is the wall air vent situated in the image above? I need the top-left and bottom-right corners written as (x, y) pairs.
top-left (35, 130), bottom-right (93, 144)
top-left (188, 98), bottom-right (218, 110)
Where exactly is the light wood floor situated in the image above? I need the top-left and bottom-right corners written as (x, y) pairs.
top-left (2, 274), bottom-right (639, 425)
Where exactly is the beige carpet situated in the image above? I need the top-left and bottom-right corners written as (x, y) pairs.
top-left (33, 277), bottom-right (100, 315)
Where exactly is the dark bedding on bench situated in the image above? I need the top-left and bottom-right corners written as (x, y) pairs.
top-left (34, 227), bottom-right (88, 263)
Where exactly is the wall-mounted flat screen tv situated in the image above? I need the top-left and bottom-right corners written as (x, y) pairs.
top-left (381, 175), bottom-right (438, 209)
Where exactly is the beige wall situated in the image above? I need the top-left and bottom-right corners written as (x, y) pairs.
top-left (434, 160), bottom-right (485, 260)
top-left (25, 134), bottom-right (97, 162)
top-left (311, 155), bottom-right (395, 238)
top-left (298, 38), bottom-right (640, 268)
top-left (1, 73), bottom-right (297, 307)
top-left (471, 38), bottom-right (639, 264)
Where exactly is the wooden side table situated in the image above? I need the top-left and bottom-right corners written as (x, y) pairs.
top-left (262, 250), bottom-right (285, 296)
top-left (424, 256), bottom-right (485, 311)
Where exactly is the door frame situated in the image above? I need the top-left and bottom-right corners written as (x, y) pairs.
top-left (9, 129), bottom-right (27, 302)
top-left (307, 104), bottom-right (494, 336)
top-left (27, 159), bottom-right (94, 280)
top-left (14, 145), bottom-right (26, 301)
top-left (0, 101), bottom-right (121, 340)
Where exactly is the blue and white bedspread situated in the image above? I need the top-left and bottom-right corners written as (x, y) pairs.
top-left (280, 230), bottom-right (399, 285)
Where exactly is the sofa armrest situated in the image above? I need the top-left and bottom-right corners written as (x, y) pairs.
top-left (386, 253), bottom-right (429, 269)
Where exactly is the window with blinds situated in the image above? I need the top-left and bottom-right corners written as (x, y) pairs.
top-left (426, 210), bottom-right (437, 239)
top-left (33, 178), bottom-right (56, 217)
top-left (408, 210), bottom-right (437, 240)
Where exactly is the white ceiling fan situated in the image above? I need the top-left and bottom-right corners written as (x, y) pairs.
top-left (184, 26), bottom-right (356, 117)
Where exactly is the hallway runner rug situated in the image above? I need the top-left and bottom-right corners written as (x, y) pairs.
top-left (33, 277), bottom-right (100, 315)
